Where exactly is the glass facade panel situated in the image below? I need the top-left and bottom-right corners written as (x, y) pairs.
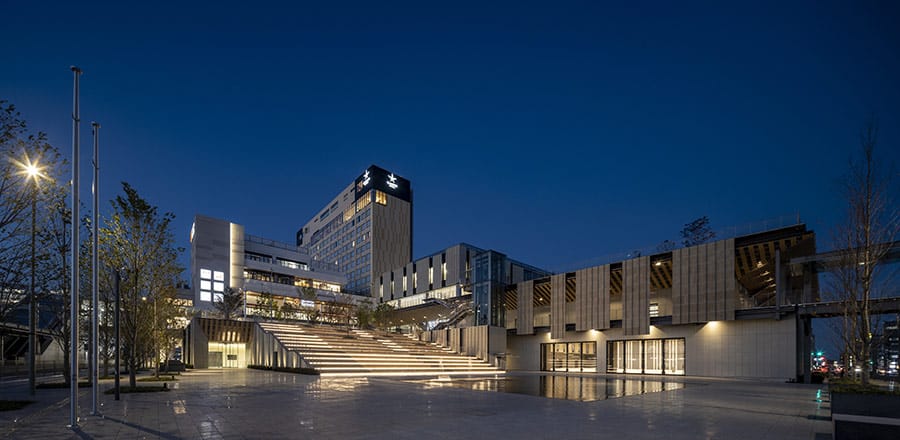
top-left (607, 341), bottom-right (624, 373)
top-left (553, 344), bottom-right (567, 371)
top-left (607, 338), bottom-right (685, 375)
top-left (625, 340), bottom-right (643, 373)
top-left (644, 339), bottom-right (663, 374)
top-left (664, 339), bottom-right (685, 375)
top-left (540, 342), bottom-right (597, 372)
top-left (582, 342), bottom-right (597, 372)
top-left (207, 342), bottom-right (246, 368)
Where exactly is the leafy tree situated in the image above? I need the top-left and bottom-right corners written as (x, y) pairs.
top-left (372, 302), bottom-right (395, 330)
top-left (98, 182), bottom-right (183, 387)
top-left (297, 286), bottom-right (319, 323)
top-left (829, 120), bottom-right (898, 386)
top-left (283, 300), bottom-right (303, 320)
top-left (257, 292), bottom-right (278, 319)
top-left (355, 302), bottom-right (374, 329)
top-left (680, 216), bottom-right (715, 247)
top-left (213, 287), bottom-right (243, 320)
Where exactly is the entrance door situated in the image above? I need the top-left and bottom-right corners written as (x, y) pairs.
top-left (208, 351), bottom-right (223, 368)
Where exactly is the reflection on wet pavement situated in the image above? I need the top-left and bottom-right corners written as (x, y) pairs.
top-left (411, 375), bottom-right (685, 402)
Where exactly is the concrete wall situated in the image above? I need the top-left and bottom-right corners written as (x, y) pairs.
top-left (420, 325), bottom-right (507, 364)
top-left (250, 326), bottom-right (304, 369)
top-left (516, 280), bottom-right (534, 335)
top-left (575, 264), bottom-right (610, 331)
top-left (191, 215), bottom-right (232, 310)
top-left (550, 274), bottom-right (566, 339)
top-left (672, 238), bottom-right (736, 324)
top-left (414, 259), bottom-right (429, 294)
top-left (623, 256), bottom-right (650, 336)
top-left (507, 316), bottom-right (798, 380)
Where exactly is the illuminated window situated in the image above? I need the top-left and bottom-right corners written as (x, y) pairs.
top-left (428, 266), bottom-right (433, 285)
top-left (200, 280), bottom-right (212, 291)
top-left (200, 269), bottom-right (212, 280)
top-left (375, 190), bottom-right (387, 205)
top-left (344, 206), bottom-right (354, 222)
top-left (649, 303), bottom-right (659, 318)
top-left (442, 262), bottom-right (447, 281)
top-left (214, 282), bottom-right (225, 292)
top-left (213, 292), bottom-right (224, 303)
top-left (214, 271), bottom-right (224, 281)
top-left (200, 291), bottom-right (211, 302)
top-left (356, 192), bottom-right (371, 212)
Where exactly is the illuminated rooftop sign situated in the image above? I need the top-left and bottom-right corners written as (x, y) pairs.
top-left (354, 165), bottom-right (411, 203)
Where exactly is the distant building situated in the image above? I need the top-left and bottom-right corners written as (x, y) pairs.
top-left (297, 165), bottom-right (412, 297)
top-left (377, 243), bottom-right (549, 328)
top-left (190, 215), bottom-right (346, 316)
top-left (875, 319), bottom-right (899, 377)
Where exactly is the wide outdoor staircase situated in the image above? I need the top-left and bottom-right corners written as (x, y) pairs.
top-left (257, 322), bottom-right (503, 377)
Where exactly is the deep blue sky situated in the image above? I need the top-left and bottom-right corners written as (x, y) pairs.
top-left (3, 1), bottom-right (899, 277)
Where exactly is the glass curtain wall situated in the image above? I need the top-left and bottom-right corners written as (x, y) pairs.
top-left (664, 339), bottom-right (685, 374)
top-left (540, 342), bottom-right (598, 372)
top-left (606, 338), bottom-right (684, 375)
top-left (607, 341), bottom-right (624, 373)
top-left (625, 340), bottom-right (643, 373)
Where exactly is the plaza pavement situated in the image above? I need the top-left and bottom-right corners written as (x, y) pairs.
top-left (1, 369), bottom-right (832, 439)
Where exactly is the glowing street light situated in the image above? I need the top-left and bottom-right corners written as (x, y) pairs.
top-left (15, 153), bottom-right (47, 397)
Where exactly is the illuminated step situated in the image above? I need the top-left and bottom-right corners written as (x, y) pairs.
top-left (319, 371), bottom-right (504, 377)
top-left (305, 359), bottom-right (488, 365)
top-left (315, 366), bottom-right (500, 372)
top-left (298, 352), bottom-right (485, 359)
top-left (309, 363), bottom-right (496, 368)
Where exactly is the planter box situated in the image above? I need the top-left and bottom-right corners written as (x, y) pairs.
top-left (831, 392), bottom-right (900, 439)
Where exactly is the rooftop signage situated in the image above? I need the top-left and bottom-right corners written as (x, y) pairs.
top-left (355, 165), bottom-right (411, 203)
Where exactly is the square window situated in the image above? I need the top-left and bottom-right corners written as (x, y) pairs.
top-left (200, 280), bottom-right (211, 291)
top-left (214, 282), bottom-right (225, 292)
top-left (213, 292), bottom-right (224, 303)
top-left (200, 291), bottom-right (211, 302)
top-left (214, 271), bottom-right (225, 281)
top-left (200, 269), bottom-right (212, 280)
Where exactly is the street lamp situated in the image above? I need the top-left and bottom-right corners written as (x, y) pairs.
top-left (16, 154), bottom-right (47, 397)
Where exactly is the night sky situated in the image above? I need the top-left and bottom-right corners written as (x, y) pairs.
top-left (3, 2), bottom-right (899, 352)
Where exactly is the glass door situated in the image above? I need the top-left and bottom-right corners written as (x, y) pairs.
top-left (625, 340), bottom-right (643, 373)
top-left (607, 341), bottom-right (624, 373)
top-left (664, 339), bottom-right (685, 375)
top-left (644, 340), bottom-right (662, 374)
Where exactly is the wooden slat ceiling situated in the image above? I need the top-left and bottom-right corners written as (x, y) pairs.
top-left (736, 233), bottom-right (817, 306)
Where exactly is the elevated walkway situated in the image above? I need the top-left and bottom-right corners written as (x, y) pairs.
top-left (257, 322), bottom-right (503, 377)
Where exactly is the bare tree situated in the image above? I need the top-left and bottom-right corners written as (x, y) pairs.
top-left (681, 216), bottom-right (715, 247)
top-left (0, 101), bottom-right (58, 324)
top-left (212, 287), bottom-right (243, 320)
top-left (830, 120), bottom-right (898, 385)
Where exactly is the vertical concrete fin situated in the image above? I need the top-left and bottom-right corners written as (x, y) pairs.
top-left (516, 280), bottom-right (534, 335)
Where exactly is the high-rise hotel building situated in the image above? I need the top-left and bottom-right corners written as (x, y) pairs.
top-left (297, 165), bottom-right (412, 297)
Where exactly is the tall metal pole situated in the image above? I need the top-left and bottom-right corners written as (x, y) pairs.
top-left (90, 122), bottom-right (100, 415)
top-left (28, 189), bottom-right (36, 396)
top-left (114, 269), bottom-right (120, 401)
top-left (69, 65), bottom-right (82, 429)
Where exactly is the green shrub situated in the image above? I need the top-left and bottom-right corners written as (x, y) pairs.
top-left (247, 365), bottom-right (319, 375)
top-left (103, 385), bottom-right (171, 394)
